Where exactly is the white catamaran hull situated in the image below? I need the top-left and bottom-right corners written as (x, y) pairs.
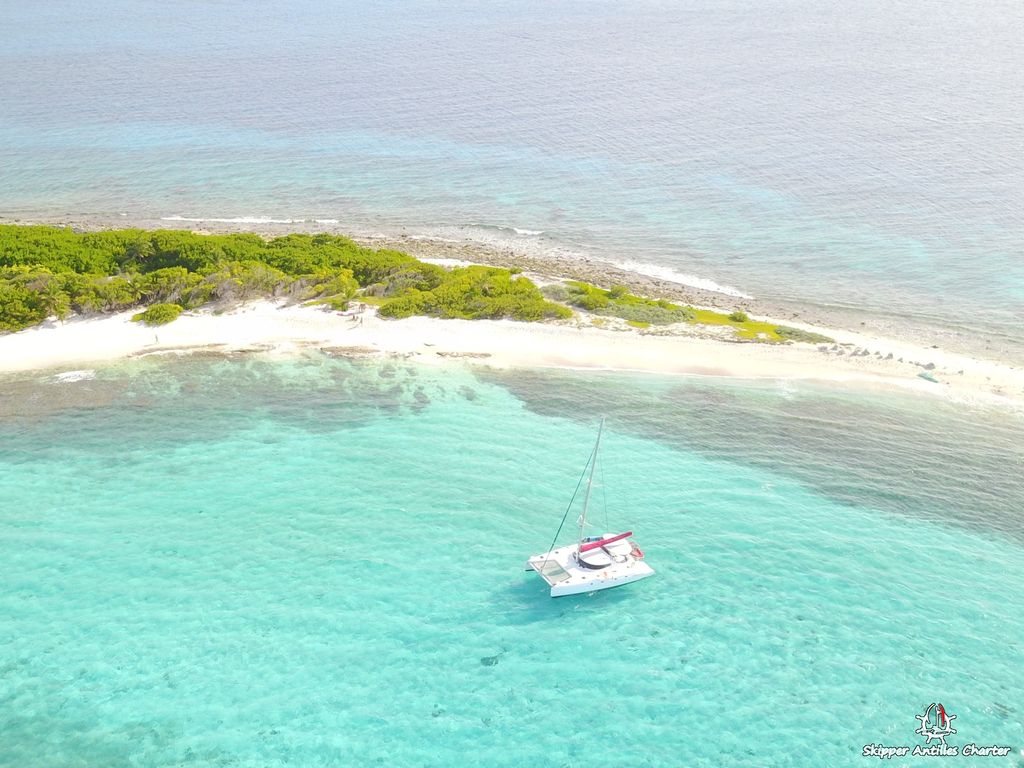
top-left (525, 537), bottom-right (655, 597)
top-left (525, 419), bottom-right (656, 598)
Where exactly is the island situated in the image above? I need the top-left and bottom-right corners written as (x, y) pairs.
top-left (1, 224), bottom-right (1021, 406)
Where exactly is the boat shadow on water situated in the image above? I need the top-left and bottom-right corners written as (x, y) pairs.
top-left (499, 574), bottom-right (646, 624)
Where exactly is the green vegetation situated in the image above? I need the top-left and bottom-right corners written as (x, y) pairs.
top-left (378, 266), bottom-right (570, 321)
top-left (550, 280), bottom-right (833, 343)
top-left (557, 281), bottom-right (695, 325)
top-left (774, 326), bottom-right (835, 344)
top-left (0, 225), bottom-right (837, 344)
top-left (0, 225), bottom-right (566, 331)
top-left (354, 294), bottom-right (387, 307)
top-left (688, 307), bottom-right (786, 341)
top-left (132, 303), bottom-right (183, 326)
top-left (686, 308), bottom-right (834, 343)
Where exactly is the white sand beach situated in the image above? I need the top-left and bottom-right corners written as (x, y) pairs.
top-left (2, 299), bottom-right (1022, 409)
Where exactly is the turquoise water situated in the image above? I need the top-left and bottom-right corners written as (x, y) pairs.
top-left (1, 356), bottom-right (1022, 766)
top-left (2, 0), bottom-right (1024, 336)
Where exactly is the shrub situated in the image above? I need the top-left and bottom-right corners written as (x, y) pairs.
top-left (0, 225), bottom-right (572, 329)
top-left (379, 267), bottom-right (570, 321)
top-left (540, 283), bottom-right (569, 302)
top-left (298, 268), bottom-right (359, 302)
top-left (378, 263), bottom-right (446, 296)
top-left (132, 303), bottom-right (183, 326)
top-left (138, 267), bottom-right (202, 304)
top-left (77, 276), bottom-right (141, 312)
top-left (564, 281), bottom-right (694, 324)
top-left (729, 310), bottom-right (749, 323)
top-left (774, 326), bottom-right (835, 344)
top-left (197, 260), bottom-right (291, 302)
top-left (565, 282), bottom-right (611, 311)
top-left (0, 283), bottom-right (47, 331)
top-left (311, 295), bottom-right (352, 311)
top-left (606, 301), bottom-right (694, 325)
top-left (378, 289), bottom-right (429, 319)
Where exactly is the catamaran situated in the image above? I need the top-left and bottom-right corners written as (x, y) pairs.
top-left (525, 419), bottom-right (655, 597)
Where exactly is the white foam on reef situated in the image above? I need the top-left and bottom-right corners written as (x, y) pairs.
top-left (467, 222), bottom-right (544, 237)
top-left (418, 257), bottom-right (477, 268)
top-left (408, 235), bottom-right (461, 244)
top-left (405, 224), bottom-right (753, 301)
top-left (163, 215), bottom-right (345, 226)
top-left (161, 215), bottom-right (304, 225)
top-left (611, 259), bottom-right (753, 299)
top-left (397, 224), bottom-right (572, 259)
top-left (52, 369), bottom-right (95, 383)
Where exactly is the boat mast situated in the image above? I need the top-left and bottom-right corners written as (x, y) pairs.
top-left (577, 418), bottom-right (605, 549)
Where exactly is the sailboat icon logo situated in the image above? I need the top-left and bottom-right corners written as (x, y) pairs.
top-left (914, 703), bottom-right (957, 746)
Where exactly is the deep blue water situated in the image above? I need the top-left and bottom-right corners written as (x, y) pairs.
top-left (2, 0), bottom-right (1023, 335)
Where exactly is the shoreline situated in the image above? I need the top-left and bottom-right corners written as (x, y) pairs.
top-left (4, 213), bottom-right (1022, 364)
top-left (2, 299), bottom-right (1022, 411)
top-left (0, 218), bottom-right (1021, 408)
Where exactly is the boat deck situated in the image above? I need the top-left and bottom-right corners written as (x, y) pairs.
top-left (525, 537), bottom-right (655, 597)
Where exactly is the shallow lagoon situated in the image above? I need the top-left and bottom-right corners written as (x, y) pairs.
top-left (1, 356), bottom-right (1021, 766)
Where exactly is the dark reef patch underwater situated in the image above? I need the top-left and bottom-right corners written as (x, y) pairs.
top-left (476, 367), bottom-right (1024, 544)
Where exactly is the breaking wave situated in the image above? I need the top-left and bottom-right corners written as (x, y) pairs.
top-left (611, 259), bottom-right (753, 299)
top-left (52, 369), bottom-right (96, 383)
top-left (161, 215), bottom-right (305, 225)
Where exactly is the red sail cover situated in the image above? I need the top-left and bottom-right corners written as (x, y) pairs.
top-left (579, 531), bottom-right (633, 553)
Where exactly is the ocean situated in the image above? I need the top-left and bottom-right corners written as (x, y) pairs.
top-left (2, 0), bottom-right (1023, 339)
top-left (3, 1), bottom-right (1024, 764)
top-left (0, 356), bottom-right (1022, 766)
